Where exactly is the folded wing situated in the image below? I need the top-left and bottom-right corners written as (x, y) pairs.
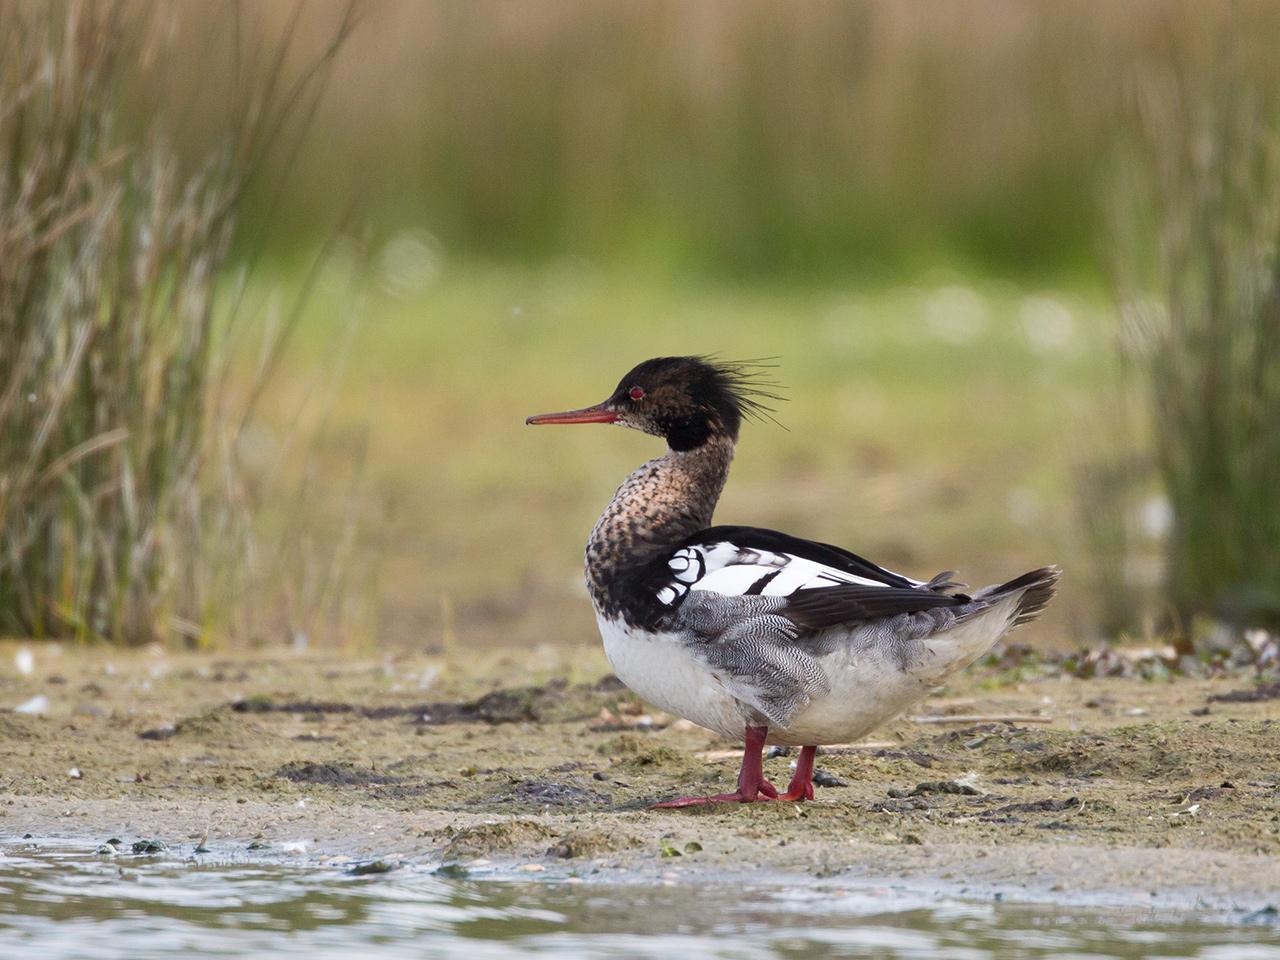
top-left (657, 525), bottom-right (967, 627)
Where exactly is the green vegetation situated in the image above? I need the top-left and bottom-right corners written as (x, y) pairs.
top-left (3, 3), bottom-right (1279, 649)
top-left (0, 2), bottom-right (353, 645)
top-left (267, 263), bottom-right (1111, 649)
top-left (1109, 24), bottom-right (1280, 637)
top-left (159, 3), bottom-right (1225, 282)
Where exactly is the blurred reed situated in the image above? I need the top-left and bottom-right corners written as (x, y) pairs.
top-left (0, 1), bottom-right (357, 645)
top-left (1108, 7), bottom-right (1280, 641)
top-left (136, 2), bottom-right (1280, 284)
top-left (156, 1), bottom-right (1174, 279)
top-left (1075, 456), bottom-right (1148, 642)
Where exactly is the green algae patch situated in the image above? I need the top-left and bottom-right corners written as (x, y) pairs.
top-left (546, 828), bottom-right (637, 859)
top-left (440, 819), bottom-right (559, 860)
top-left (598, 733), bottom-right (685, 767)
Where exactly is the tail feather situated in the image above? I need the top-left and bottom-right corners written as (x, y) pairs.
top-left (973, 565), bottom-right (1061, 627)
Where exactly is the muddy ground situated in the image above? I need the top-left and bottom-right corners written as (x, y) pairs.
top-left (1, 642), bottom-right (1278, 912)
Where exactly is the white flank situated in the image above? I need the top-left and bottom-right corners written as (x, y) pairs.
top-left (597, 615), bottom-right (743, 739)
top-left (596, 591), bottom-right (1024, 747)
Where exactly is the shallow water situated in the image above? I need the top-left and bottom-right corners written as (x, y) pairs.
top-left (2, 838), bottom-right (1278, 960)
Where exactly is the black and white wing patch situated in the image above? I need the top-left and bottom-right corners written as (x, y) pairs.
top-left (656, 526), bottom-right (966, 627)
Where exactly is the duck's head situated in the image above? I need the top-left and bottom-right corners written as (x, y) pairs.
top-left (526, 356), bottom-right (781, 451)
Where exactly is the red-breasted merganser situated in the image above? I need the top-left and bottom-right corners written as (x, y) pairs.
top-left (527, 356), bottom-right (1059, 807)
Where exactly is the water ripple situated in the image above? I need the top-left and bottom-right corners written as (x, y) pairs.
top-left (1, 838), bottom-right (1277, 960)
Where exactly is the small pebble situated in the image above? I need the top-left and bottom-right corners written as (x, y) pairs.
top-left (14, 695), bottom-right (49, 715)
top-left (138, 724), bottom-right (178, 741)
top-left (350, 859), bottom-right (398, 876)
top-left (813, 770), bottom-right (848, 788)
top-left (1242, 905), bottom-right (1279, 926)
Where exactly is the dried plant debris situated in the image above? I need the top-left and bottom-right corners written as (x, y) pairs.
top-left (984, 797), bottom-right (1080, 816)
top-left (231, 678), bottom-right (621, 726)
top-left (872, 749), bottom-right (937, 768)
top-left (275, 762), bottom-right (403, 786)
top-left (888, 779), bottom-right (981, 799)
top-left (490, 780), bottom-right (609, 807)
top-left (1208, 682), bottom-right (1280, 704)
top-left (982, 630), bottom-right (1280, 681)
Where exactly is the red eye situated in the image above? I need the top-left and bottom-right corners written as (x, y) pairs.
top-left (628, 386), bottom-right (645, 400)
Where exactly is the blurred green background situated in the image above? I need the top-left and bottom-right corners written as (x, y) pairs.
top-left (203, 1), bottom-right (1126, 280)
top-left (5, 1), bottom-right (1280, 655)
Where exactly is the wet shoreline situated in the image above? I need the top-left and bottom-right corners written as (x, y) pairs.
top-left (5, 806), bottom-right (1280, 922)
top-left (5, 834), bottom-right (1279, 960)
top-left (2, 644), bottom-right (1278, 926)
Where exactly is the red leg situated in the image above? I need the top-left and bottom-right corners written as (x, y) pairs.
top-left (651, 725), bottom-right (778, 808)
top-left (777, 745), bottom-right (817, 801)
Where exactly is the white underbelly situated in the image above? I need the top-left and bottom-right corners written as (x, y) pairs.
top-left (778, 595), bottom-right (1021, 745)
top-left (595, 614), bottom-right (916, 745)
top-left (596, 614), bottom-right (745, 739)
top-left (773, 647), bottom-right (932, 745)
top-left (595, 595), bottom-right (1018, 747)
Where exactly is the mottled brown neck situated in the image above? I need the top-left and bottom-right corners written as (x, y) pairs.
top-left (585, 436), bottom-right (734, 614)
